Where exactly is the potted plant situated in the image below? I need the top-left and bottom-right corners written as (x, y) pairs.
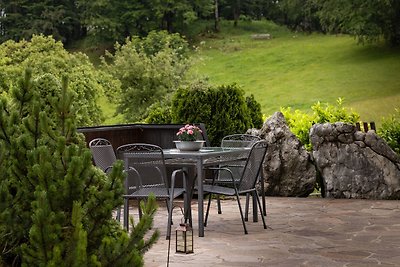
top-left (174, 124), bottom-right (205, 151)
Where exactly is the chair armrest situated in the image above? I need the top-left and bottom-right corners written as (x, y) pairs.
top-left (170, 169), bottom-right (188, 190)
top-left (124, 166), bottom-right (143, 191)
top-left (204, 167), bottom-right (235, 184)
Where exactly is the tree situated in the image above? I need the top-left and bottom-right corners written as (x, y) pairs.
top-left (316, 0), bottom-right (400, 46)
top-left (0, 0), bottom-right (84, 44)
top-left (78, 0), bottom-right (213, 41)
top-left (102, 31), bottom-right (191, 122)
top-left (0, 69), bottom-right (159, 266)
top-left (0, 35), bottom-right (118, 126)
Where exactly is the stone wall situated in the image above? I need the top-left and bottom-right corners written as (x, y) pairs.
top-left (310, 122), bottom-right (400, 199)
top-left (249, 114), bottom-right (400, 199)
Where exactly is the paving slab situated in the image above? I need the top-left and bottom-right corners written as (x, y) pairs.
top-left (138, 197), bottom-right (400, 267)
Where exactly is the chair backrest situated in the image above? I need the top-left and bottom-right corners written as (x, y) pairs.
top-left (89, 138), bottom-right (117, 173)
top-left (219, 134), bottom-right (261, 182)
top-left (238, 140), bottom-right (268, 192)
top-left (221, 134), bottom-right (261, 148)
top-left (116, 143), bottom-right (168, 188)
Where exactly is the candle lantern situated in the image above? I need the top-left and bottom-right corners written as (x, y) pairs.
top-left (175, 223), bottom-right (193, 254)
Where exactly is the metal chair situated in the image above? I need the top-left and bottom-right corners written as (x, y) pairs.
top-left (89, 138), bottom-right (124, 221)
top-left (203, 140), bottom-right (268, 234)
top-left (212, 134), bottom-right (262, 218)
top-left (117, 143), bottom-right (188, 240)
top-left (89, 138), bottom-right (117, 174)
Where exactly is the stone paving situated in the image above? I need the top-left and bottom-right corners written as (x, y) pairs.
top-left (140, 197), bottom-right (400, 267)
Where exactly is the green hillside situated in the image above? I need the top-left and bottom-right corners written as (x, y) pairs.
top-left (191, 20), bottom-right (400, 125)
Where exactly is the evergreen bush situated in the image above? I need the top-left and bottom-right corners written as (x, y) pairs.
top-left (169, 83), bottom-right (262, 146)
top-left (0, 69), bottom-right (158, 266)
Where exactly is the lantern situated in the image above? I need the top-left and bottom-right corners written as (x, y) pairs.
top-left (175, 223), bottom-right (193, 254)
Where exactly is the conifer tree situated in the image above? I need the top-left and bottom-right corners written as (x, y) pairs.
top-left (0, 69), bottom-right (159, 266)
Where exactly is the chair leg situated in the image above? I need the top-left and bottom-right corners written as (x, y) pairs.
top-left (244, 193), bottom-right (250, 221)
top-left (235, 192), bottom-right (248, 234)
top-left (255, 191), bottom-right (267, 229)
top-left (166, 197), bottom-right (174, 240)
top-left (204, 193), bottom-right (213, 227)
top-left (217, 195), bottom-right (222, 214)
top-left (124, 198), bottom-right (129, 231)
top-left (138, 199), bottom-right (143, 219)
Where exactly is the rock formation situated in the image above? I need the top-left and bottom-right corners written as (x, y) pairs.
top-left (258, 112), bottom-right (316, 197)
top-left (310, 122), bottom-right (400, 199)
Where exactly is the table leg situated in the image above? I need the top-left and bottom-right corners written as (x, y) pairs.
top-left (196, 160), bottom-right (204, 237)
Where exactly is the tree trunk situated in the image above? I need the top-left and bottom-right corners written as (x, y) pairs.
top-left (233, 0), bottom-right (240, 27)
top-left (214, 0), bottom-right (219, 32)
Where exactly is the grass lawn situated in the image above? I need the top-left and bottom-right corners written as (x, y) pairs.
top-left (191, 20), bottom-right (400, 126)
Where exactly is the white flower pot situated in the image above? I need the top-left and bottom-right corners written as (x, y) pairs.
top-left (174, 141), bottom-right (205, 151)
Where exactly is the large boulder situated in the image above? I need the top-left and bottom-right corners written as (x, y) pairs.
top-left (258, 112), bottom-right (316, 197)
top-left (310, 122), bottom-right (400, 199)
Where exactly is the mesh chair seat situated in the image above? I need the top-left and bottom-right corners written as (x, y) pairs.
top-left (203, 184), bottom-right (235, 196)
top-left (125, 187), bottom-right (185, 199)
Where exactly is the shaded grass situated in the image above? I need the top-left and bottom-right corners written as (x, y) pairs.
top-left (192, 20), bottom-right (400, 126)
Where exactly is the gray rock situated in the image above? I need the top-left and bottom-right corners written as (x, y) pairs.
top-left (259, 112), bottom-right (316, 197)
top-left (310, 122), bottom-right (400, 199)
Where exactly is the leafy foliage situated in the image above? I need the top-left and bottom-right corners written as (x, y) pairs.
top-left (165, 82), bottom-right (262, 146)
top-left (282, 98), bottom-right (360, 150)
top-left (316, 0), bottom-right (400, 46)
top-left (280, 107), bottom-right (316, 150)
top-left (0, 0), bottom-right (84, 44)
top-left (378, 108), bottom-right (400, 155)
top-left (0, 69), bottom-right (159, 266)
top-left (311, 98), bottom-right (360, 124)
top-left (0, 35), bottom-right (119, 126)
top-left (102, 32), bottom-right (191, 122)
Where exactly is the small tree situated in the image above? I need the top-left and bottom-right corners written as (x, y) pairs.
top-left (0, 69), bottom-right (159, 266)
top-left (102, 31), bottom-right (191, 122)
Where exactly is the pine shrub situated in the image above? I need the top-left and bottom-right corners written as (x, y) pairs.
top-left (0, 69), bottom-right (159, 266)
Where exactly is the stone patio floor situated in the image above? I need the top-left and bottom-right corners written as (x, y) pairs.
top-left (136, 196), bottom-right (400, 267)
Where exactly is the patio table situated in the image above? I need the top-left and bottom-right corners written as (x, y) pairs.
top-left (163, 147), bottom-right (252, 237)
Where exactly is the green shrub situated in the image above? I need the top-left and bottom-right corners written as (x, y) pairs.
top-left (0, 35), bottom-right (118, 126)
top-left (246, 94), bottom-right (264, 129)
top-left (378, 108), bottom-right (400, 155)
top-left (280, 107), bottom-right (315, 150)
top-left (282, 98), bottom-right (360, 150)
top-left (312, 97), bottom-right (360, 124)
top-left (169, 83), bottom-right (262, 146)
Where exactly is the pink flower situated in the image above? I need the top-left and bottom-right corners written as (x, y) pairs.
top-left (176, 124), bottom-right (202, 141)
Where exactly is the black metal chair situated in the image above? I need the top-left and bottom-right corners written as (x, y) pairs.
top-left (116, 143), bottom-right (188, 240)
top-left (203, 140), bottom-right (268, 234)
top-left (210, 134), bottom-right (262, 219)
